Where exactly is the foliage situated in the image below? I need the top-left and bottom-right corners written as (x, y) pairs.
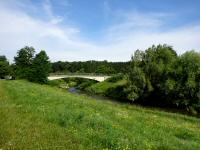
top-left (14, 46), bottom-right (51, 84)
top-left (127, 44), bottom-right (200, 113)
top-left (126, 66), bottom-right (149, 101)
top-left (95, 65), bottom-right (116, 74)
top-left (1, 80), bottom-right (200, 149)
top-left (29, 51), bottom-right (51, 84)
top-left (9, 64), bottom-right (17, 79)
top-left (14, 46), bottom-right (35, 79)
top-left (174, 51), bottom-right (200, 109)
top-left (51, 60), bottom-right (130, 75)
top-left (86, 79), bottom-right (127, 100)
top-left (78, 79), bottom-right (97, 90)
top-left (105, 84), bottom-right (127, 100)
top-left (106, 74), bottom-right (124, 83)
top-left (0, 55), bottom-right (10, 78)
top-left (47, 79), bottom-right (65, 87)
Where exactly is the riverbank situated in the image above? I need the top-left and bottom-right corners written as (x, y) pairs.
top-left (48, 78), bottom-right (199, 117)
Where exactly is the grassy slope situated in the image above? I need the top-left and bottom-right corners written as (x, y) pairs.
top-left (0, 80), bottom-right (200, 150)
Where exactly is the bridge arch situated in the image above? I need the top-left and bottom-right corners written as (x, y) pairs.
top-left (48, 75), bottom-right (110, 82)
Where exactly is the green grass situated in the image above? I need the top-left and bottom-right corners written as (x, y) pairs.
top-left (0, 80), bottom-right (200, 149)
top-left (86, 79), bottom-right (126, 95)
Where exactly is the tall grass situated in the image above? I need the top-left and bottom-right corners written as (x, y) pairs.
top-left (0, 80), bottom-right (200, 149)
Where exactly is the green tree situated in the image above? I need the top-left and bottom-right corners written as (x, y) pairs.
top-left (126, 66), bottom-right (149, 101)
top-left (127, 45), bottom-right (177, 105)
top-left (127, 45), bottom-right (200, 114)
top-left (14, 46), bottom-right (35, 79)
top-left (30, 50), bottom-right (51, 84)
top-left (95, 65), bottom-right (115, 74)
top-left (0, 55), bottom-right (10, 78)
top-left (175, 51), bottom-right (200, 110)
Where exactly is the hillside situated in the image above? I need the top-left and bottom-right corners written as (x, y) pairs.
top-left (0, 80), bottom-right (200, 149)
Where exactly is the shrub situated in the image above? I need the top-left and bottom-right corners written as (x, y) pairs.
top-left (105, 85), bottom-right (127, 100)
top-left (106, 74), bottom-right (124, 83)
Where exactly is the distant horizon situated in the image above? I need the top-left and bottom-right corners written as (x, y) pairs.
top-left (0, 0), bottom-right (200, 62)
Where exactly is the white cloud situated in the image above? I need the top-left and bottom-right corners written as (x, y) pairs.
top-left (0, 1), bottom-right (200, 63)
top-left (0, 2), bottom-right (81, 61)
top-left (43, 0), bottom-right (63, 24)
top-left (101, 25), bottom-right (200, 60)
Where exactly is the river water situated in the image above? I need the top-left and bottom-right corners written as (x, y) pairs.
top-left (68, 87), bottom-right (79, 93)
top-left (67, 87), bottom-right (131, 104)
top-left (68, 87), bottom-right (108, 101)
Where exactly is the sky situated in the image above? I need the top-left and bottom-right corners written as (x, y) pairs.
top-left (0, 0), bottom-right (200, 62)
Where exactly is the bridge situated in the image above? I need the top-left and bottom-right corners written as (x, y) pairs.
top-left (48, 75), bottom-right (111, 82)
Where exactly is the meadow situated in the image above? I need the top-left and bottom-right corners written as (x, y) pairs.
top-left (1, 80), bottom-right (200, 149)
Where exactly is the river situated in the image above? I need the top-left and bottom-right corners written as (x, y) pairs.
top-left (67, 87), bottom-right (131, 104)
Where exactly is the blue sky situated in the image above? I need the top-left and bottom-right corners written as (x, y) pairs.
top-left (0, 0), bottom-right (200, 62)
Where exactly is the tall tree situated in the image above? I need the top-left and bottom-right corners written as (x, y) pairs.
top-left (127, 44), bottom-right (177, 105)
top-left (30, 50), bottom-right (51, 84)
top-left (174, 51), bottom-right (200, 108)
top-left (0, 55), bottom-right (10, 78)
top-left (14, 46), bottom-right (35, 79)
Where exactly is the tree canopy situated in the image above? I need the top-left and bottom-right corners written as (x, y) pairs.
top-left (14, 46), bottom-right (51, 84)
top-left (14, 46), bottom-right (35, 79)
top-left (0, 55), bottom-right (10, 79)
top-left (126, 44), bottom-right (200, 114)
top-left (29, 50), bottom-right (51, 83)
top-left (51, 60), bottom-right (130, 75)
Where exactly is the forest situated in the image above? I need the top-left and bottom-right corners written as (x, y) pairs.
top-left (51, 60), bottom-right (130, 74)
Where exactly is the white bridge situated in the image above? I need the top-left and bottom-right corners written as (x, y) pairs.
top-left (48, 75), bottom-right (111, 82)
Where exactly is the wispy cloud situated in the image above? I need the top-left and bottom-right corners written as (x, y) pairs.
top-left (104, 11), bottom-right (165, 42)
top-left (43, 0), bottom-right (63, 24)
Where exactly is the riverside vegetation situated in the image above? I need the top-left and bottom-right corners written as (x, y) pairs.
top-left (49, 45), bottom-right (200, 116)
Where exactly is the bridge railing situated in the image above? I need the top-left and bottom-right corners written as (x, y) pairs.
top-left (49, 72), bottom-right (114, 77)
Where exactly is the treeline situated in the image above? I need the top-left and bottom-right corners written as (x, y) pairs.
top-left (52, 61), bottom-right (130, 74)
top-left (126, 44), bottom-right (200, 114)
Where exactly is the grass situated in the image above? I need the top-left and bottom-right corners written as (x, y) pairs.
top-left (0, 80), bottom-right (200, 149)
top-left (86, 79), bottom-right (126, 95)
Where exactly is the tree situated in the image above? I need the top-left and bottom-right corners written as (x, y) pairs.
top-left (126, 66), bottom-right (149, 101)
top-left (126, 45), bottom-right (200, 114)
top-left (51, 61), bottom-right (129, 74)
top-left (30, 50), bottom-right (51, 84)
top-left (95, 65), bottom-right (115, 74)
top-left (14, 46), bottom-right (35, 79)
top-left (127, 44), bottom-right (177, 105)
top-left (175, 51), bottom-right (200, 109)
top-left (0, 55), bottom-right (10, 78)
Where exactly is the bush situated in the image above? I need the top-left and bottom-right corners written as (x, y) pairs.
top-left (47, 79), bottom-right (65, 87)
top-left (106, 74), bottom-right (124, 83)
top-left (78, 80), bottom-right (97, 90)
top-left (105, 85), bottom-right (127, 100)
top-left (192, 104), bottom-right (200, 114)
